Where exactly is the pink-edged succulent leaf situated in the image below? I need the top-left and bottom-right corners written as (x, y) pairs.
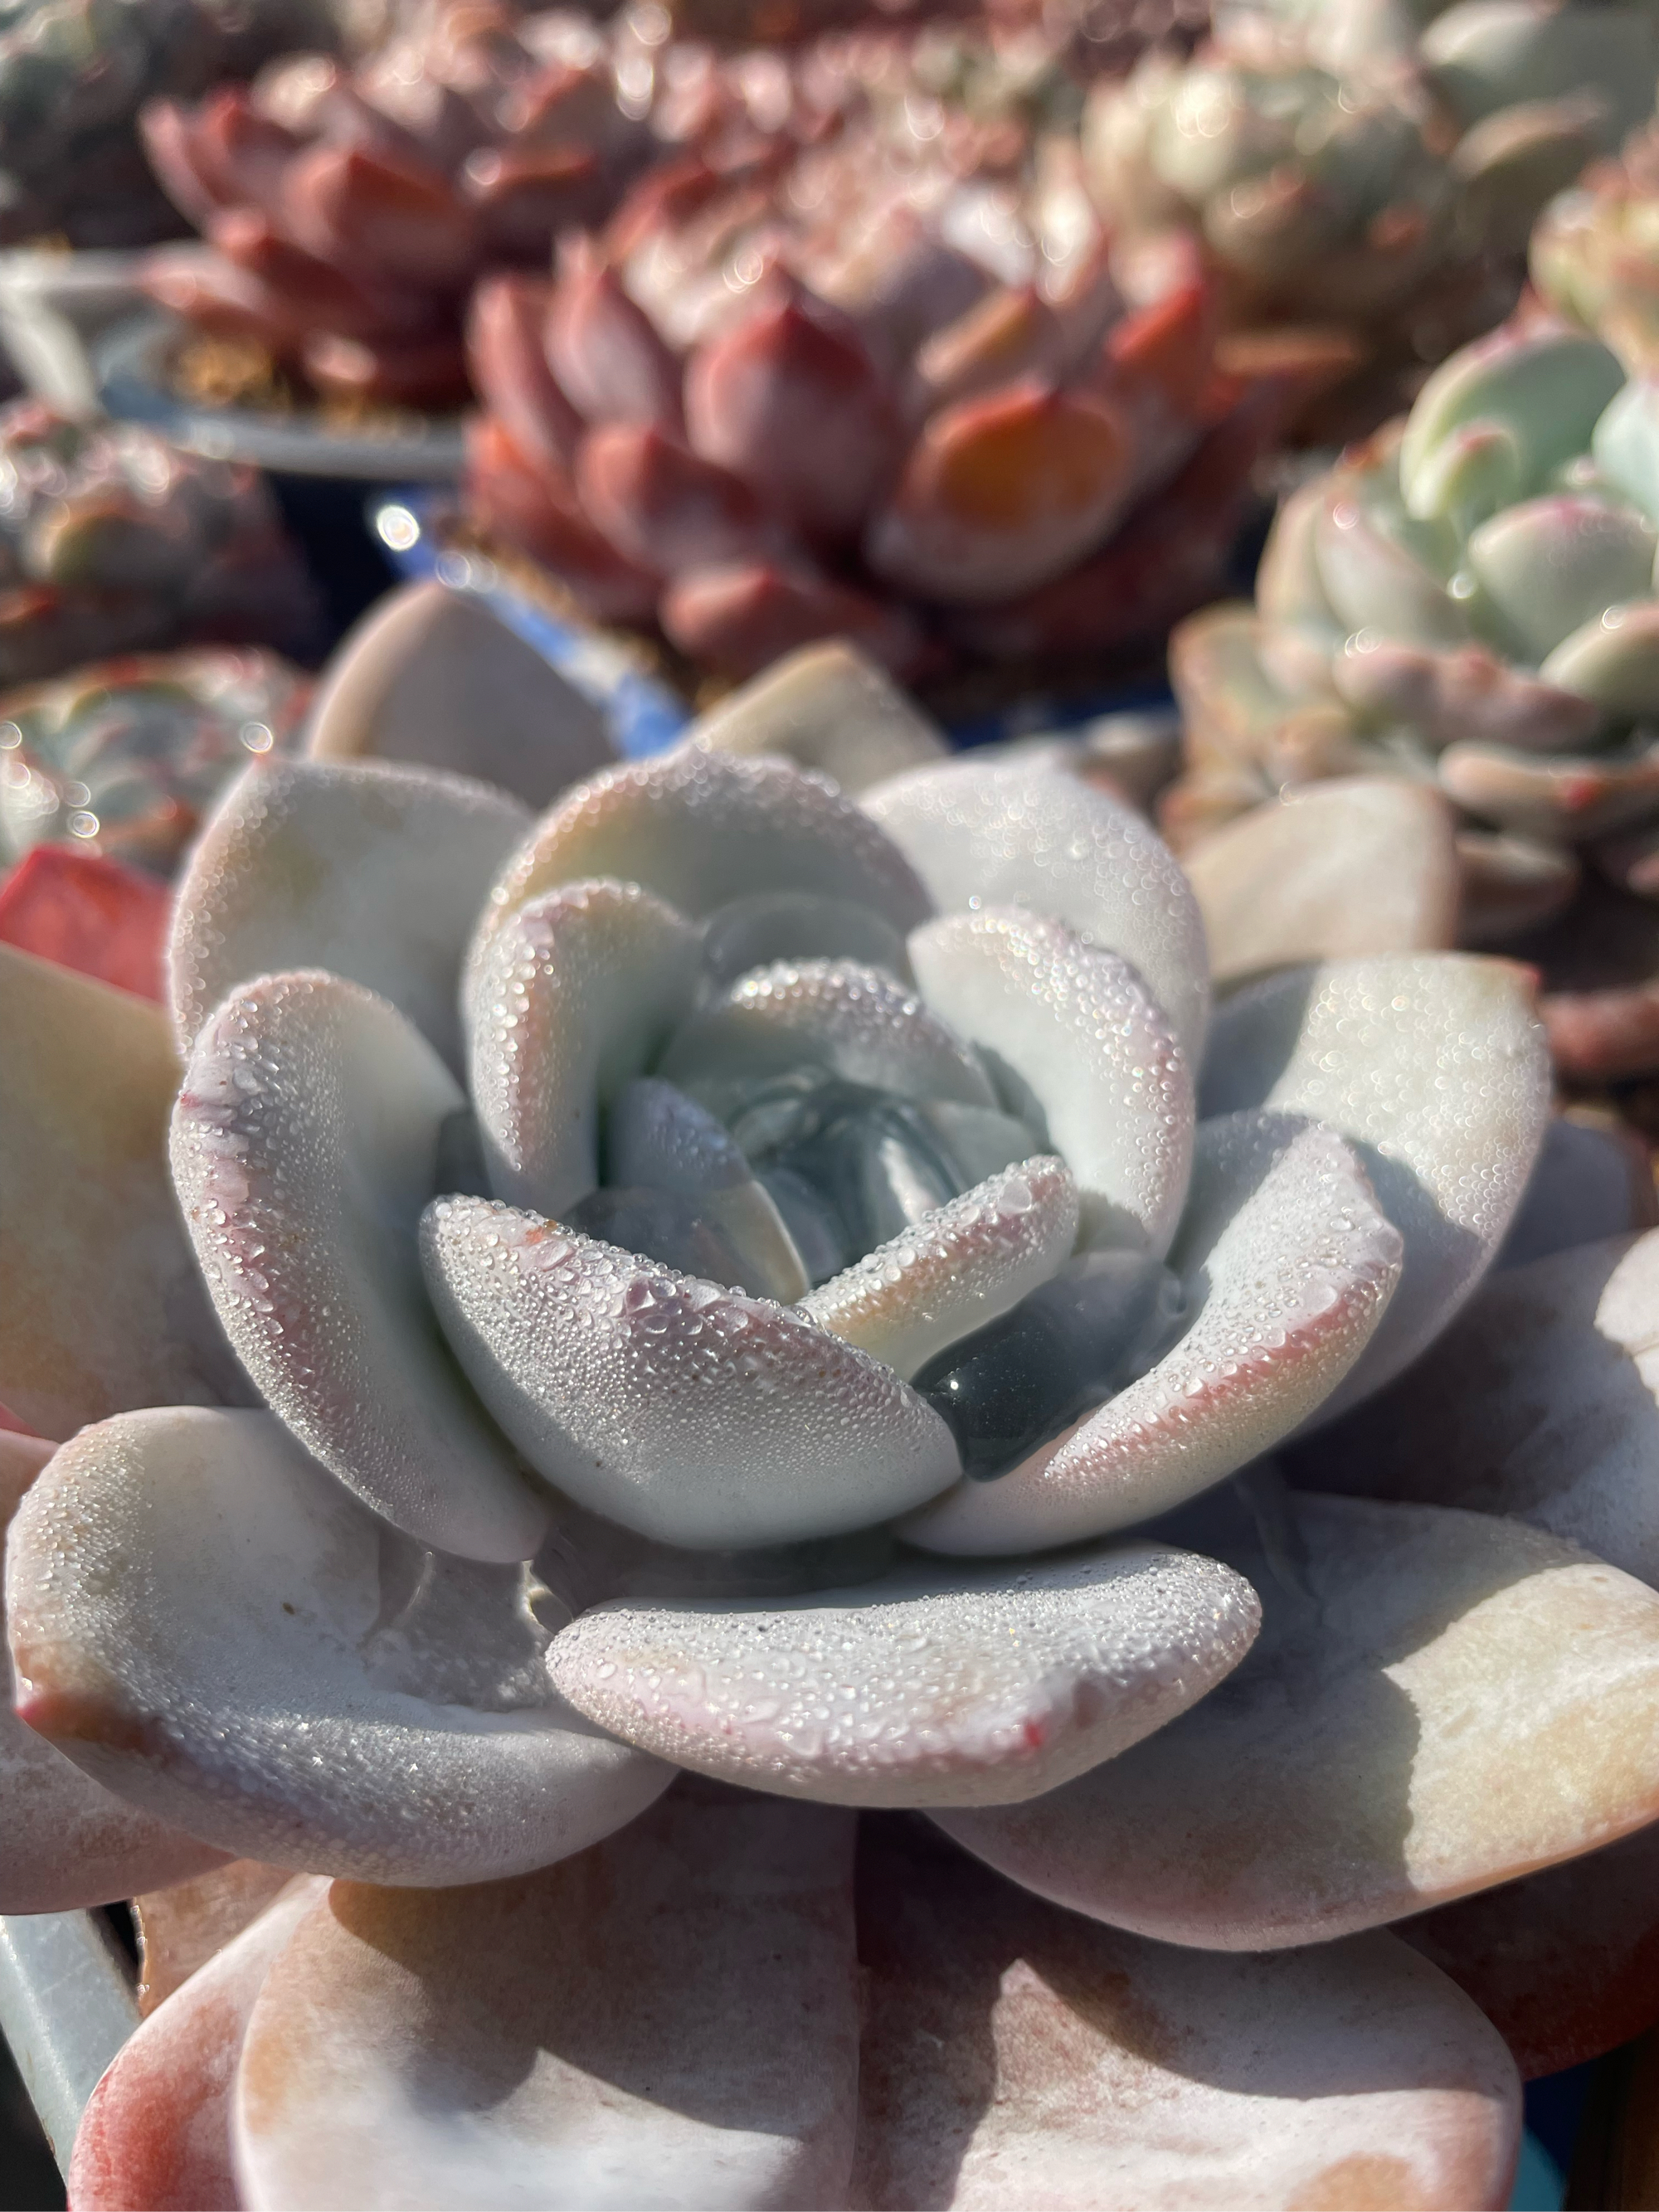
top-left (69, 1878), bottom-right (324, 2212)
top-left (684, 284), bottom-right (898, 542)
top-left (863, 754), bottom-right (1209, 1066)
top-left (475, 747), bottom-right (931, 968)
top-left (941, 1490), bottom-right (1659, 1948)
top-left (912, 283), bottom-right (1071, 417)
top-left (232, 1789), bottom-right (859, 2210)
top-left (172, 970), bottom-right (548, 1563)
top-left (545, 239), bottom-right (684, 433)
top-left (1437, 733), bottom-right (1659, 843)
top-left (908, 909), bottom-right (1194, 1259)
top-left (576, 421), bottom-right (781, 573)
top-left (548, 1540), bottom-right (1259, 1808)
top-left (800, 1154), bottom-right (1078, 1381)
top-left (168, 756), bottom-right (529, 1077)
top-left (1331, 635), bottom-right (1603, 754)
top-left (468, 879), bottom-right (702, 1218)
top-left (660, 559), bottom-right (927, 681)
top-left (206, 208), bottom-right (431, 343)
top-left (140, 89), bottom-right (299, 231)
top-left (1199, 954), bottom-right (1552, 1417)
top-left (465, 272), bottom-right (585, 474)
top-left (7, 1406), bottom-right (669, 1880)
top-left (867, 379), bottom-right (1135, 606)
top-left (0, 945), bottom-right (236, 1441)
top-left (280, 140), bottom-right (476, 293)
top-left (852, 1818), bottom-right (1520, 2212)
top-left (421, 1196), bottom-right (961, 1549)
top-left (304, 580), bottom-right (614, 810)
top-left (0, 1430), bottom-right (226, 1913)
top-left (905, 1111), bottom-right (1401, 1555)
top-left (464, 417), bottom-right (661, 625)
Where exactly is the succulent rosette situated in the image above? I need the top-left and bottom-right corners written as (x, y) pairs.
top-left (0, 644), bottom-right (309, 1002)
top-left (0, 0), bottom-right (340, 248)
top-left (464, 119), bottom-right (1316, 680)
top-left (0, 399), bottom-right (318, 683)
top-left (0, 644), bottom-right (309, 877)
top-left (139, 1), bottom-right (658, 409)
top-left (1083, 0), bottom-right (1659, 434)
top-left (1533, 101), bottom-right (1659, 374)
top-left (8, 606), bottom-right (1659, 2204)
top-left (1165, 309), bottom-right (1659, 1081)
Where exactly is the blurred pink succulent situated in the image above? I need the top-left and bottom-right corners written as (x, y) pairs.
top-left (6, 593), bottom-right (1659, 2204)
top-left (139, 2), bottom-right (658, 407)
top-left (464, 138), bottom-right (1318, 678)
top-left (0, 400), bottom-right (315, 683)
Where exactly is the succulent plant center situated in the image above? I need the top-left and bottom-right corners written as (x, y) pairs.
top-left (548, 889), bottom-right (1181, 1493)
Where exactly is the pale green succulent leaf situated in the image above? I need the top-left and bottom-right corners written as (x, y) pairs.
top-left (1466, 494), bottom-right (1659, 664)
top-left (1400, 324), bottom-right (1624, 514)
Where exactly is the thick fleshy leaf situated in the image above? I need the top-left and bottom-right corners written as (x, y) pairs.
top-left (661, 561), bottom-right (927, 683)
top-left (1314, 482), bottom-right (1467, 647)
top-left (1438, 732), bottom-right (1659, 843)
top-left (863, 755), bottom-right (1209, 1064)
top-left (478, 750), bottom-right (930, 979)
top-left (169, 757), bottom-right (530, 1073)
top-left (423, 1196), bottom-right (961, 1548)
top-left (69, 1879), bottom-right (323, 2212)
top-left (800, 1155), bottom-right (1078, 1380)
top-left (1199, 954), bottom-right (1551, 1415)
top-left (7, 1407), bottom-right (670, 1883)
top-left (304, 581), bottom-right (613, 810)
top-left (1290, 1231), bottom-right (1659, 1590)
top-left (1330, 634), bottom-right (1602, 753)
top-left (907, 1111), bottom-right (1400, 1555)
top-left (1467, 495), bottom-right (1658, 664)
top-left (136, 1858), bottom-right (297, 2015)
top-left (867, 381), bottom-right (1136, 605)
top-left (0, 945), bottom-right (234, 1440)
top-left (468, 882), bottom-right (701, 1218)
top-left (0, 1430), bottom-right (226, 1913)
top-left (909, 910), bottom-right (1194, 1258)
top-left (549, 1541), bottom-right (1258, 1808)
top-left (544, 240), bottom-right (684, 433)
top-left (1400, 1821), bottom-right (1659, 2080)
top-left (234, 1790), bottom-right (859, 2211)
top-left (172, 971), bottom-right (547, 1563)
top-left (1398, 322), bottom-right (1623, 512)
top-left (1540, 599), bottom-right (1659, 720)
top-left (851, 1819), bottom-right (1520, 2212)
top-left (941, 1490), bottom-right (1659, 1948)
top-left (465, 416), bottom-right (660, 625)
top-left (1184, 779), bottom-right (1462, 987)
top-left (661, 958), bottom-right (999, 1115)
top-left (465, 272), bottom-right (583, 473)
top-left (685, 639), bottom-right (948, 797)
top-left (684, 288), bottom-right (897, 541)
top-left (576, 422), bottom-right (779, 572)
